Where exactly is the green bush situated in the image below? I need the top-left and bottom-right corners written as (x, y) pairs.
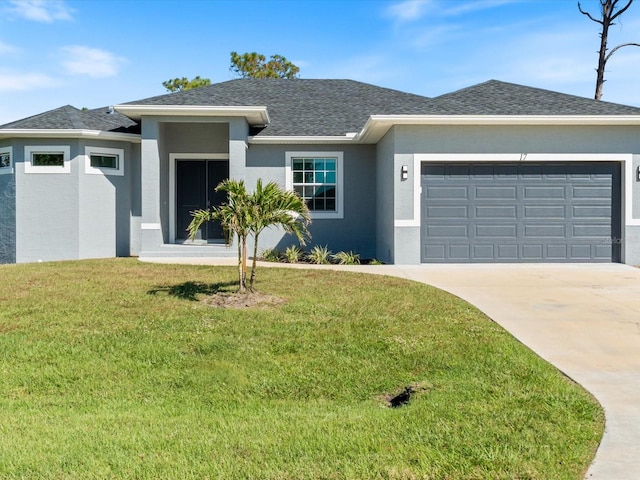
top-left (332, 250), bottom-right (360, 265)
top-left (307, 245), bottom-right (332, 264)
top-left (284, 245), bottom-right (304, 263)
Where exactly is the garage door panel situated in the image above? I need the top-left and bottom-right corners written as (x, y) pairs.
top-left (523, 224), bottom-right (566, 238)
top-left (475, 224), bottom-right (518, 237)
top-left (426, 206), bottom-right (468, 218)
top-left (572, 186), bottom-right (611, 198)
top-left (421, 162), bottom-right (620, 263)
top-left (426, 225), bottom-right (469, 237)
top-left (497, 244), bottom-right (519, 259)
top-left (573, 224), bottom-right (611, 237)
top-left (475, 205), bottom-right (517, 218)
top-left (524, 186), bottom-right (566, 199)
top-left (547, 245), bottom-right (568, 259)
top-left (572, 205), bottom-right (611, 218)
top-left (524, 205), bottom-right (566, 218)
top-left (475, 186), bottom-right (517, 199)
top-left (425, 186), bottom-right (468, 199)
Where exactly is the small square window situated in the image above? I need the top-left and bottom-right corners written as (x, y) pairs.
top-left (32, 153), bottom-right (64, 167)
top-left (0, 153), bottom-right (10, 168)
top-left (90, 154), bottom-right (118, 169)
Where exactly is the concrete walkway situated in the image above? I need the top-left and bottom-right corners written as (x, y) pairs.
top-left (142, 258), bottom-right (640, 479)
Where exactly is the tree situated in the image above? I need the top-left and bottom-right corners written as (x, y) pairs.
top-left (247, 179), bottom-right (310, 290)
top-left (230, 51), bottom-right (300, 79)
top-left (188, 179), bottom-right (310, 293)
top-left (578, 0), bottom-right (640, 100)
top-left (162, 76), bottom-right (211, 92)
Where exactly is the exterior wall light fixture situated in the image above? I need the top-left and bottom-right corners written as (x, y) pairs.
top-left (401, 165), bottom-right (409, 181)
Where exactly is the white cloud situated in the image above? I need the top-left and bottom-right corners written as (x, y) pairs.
top-left (0, 71), bottom-right (58, 91)
top-left (386, 0), bottom-right (432, 22)
top-left (8, 0), bottom-right (73, 23)
top-left (61, 46), bottom-right (125, 78)
top-left (386, 0), bottom-right (516, 22)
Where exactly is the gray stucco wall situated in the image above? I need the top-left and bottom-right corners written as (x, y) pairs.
top-left (246, 144), bottom-right (377, 258)
top-left (0, 148), bottom-right (16, 263)
top-left (15, 138), bottom-right (80, 262)
top-left (375, 129), bottom-right (396, 264)
top-left (13, 137), bottom-right (136, 263)
top-left (393, 124), bottom-right (640, 265)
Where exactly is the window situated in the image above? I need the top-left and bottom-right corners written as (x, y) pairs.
top-left (84, 146), bottom-right (124, 176)
top-left (0, 146), bottom-right (12, 174)
top-left (286, 151), bottom-right (343, 219)
top-left (33, 153), bottom-right (64, 167)
top-left (25, 146), bottom-right (71, 174)
top-left (90, 154), bottom-right (118, 169)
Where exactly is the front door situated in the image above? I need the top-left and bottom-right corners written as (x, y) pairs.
top-left (176, 160), bottom-right (229, 240)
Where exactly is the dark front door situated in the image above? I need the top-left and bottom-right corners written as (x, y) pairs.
top-left (176, 160), bottom-right (229, 240)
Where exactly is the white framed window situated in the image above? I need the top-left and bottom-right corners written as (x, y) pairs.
top-left (286, 151), bottom-right (344, 219)
top-left (84, 146), bottom-right (124, 176)
top-left (24, 146), bottom-right (71, 174)
top-left (0, 146), bottom-right (12, 174)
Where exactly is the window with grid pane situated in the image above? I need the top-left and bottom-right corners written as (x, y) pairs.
top-left (291, 157), bottom-right (337, 211)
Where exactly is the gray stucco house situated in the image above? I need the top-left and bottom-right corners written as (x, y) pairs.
top-left (1, 78), bottom-right (640, 264)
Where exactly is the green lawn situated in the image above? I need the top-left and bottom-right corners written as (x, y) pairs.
top-left (0, 259), bottom-right (602, 479)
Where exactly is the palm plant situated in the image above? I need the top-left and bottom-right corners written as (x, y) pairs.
top-left (188, 179), bottom-right (252, 292)
top-left (247, 179), bottom-right (310, 289)
top-left (188, 178), bottom-right (310, 293)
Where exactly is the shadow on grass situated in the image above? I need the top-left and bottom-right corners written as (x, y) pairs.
top-left (148, 281), bottom-right (238, 301)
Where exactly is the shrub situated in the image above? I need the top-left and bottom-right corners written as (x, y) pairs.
top-left (261, 248), bottom-right (282, 262)
top-left (369, 258), bottom-right (383, 265)
top-left (307, 245), bottom-right (332, 265)
top-left (332, 250), bottom-right (360, 265)
top-left (284, 245), bottom-right (304, 263)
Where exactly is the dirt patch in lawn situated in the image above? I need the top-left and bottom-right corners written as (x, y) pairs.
top-left (203, 292), bottom-right (287, 309)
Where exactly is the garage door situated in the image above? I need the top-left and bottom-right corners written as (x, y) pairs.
top-left (421, 163), bottom-right (621, 263)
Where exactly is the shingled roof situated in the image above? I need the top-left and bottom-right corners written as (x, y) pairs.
top-left (427, 80), bottom-right (640, 116)
top-left (123, 79), bottom-right (435, 136)
top-left (2, 79), bottom-right (639, 137)
top-left (0, 105), bottom-right (139, 134)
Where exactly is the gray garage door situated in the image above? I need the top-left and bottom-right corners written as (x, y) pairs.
top-left (421, 163), bottom-right (621, 263)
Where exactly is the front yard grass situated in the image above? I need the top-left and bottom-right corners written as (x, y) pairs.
top-left (0, 259), bottom-right (602, 479)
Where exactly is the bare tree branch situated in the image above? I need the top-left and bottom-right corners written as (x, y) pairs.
top-left (610, 0), bottom-right (635, 21)
top-left (579, 0), bottom-right (637, 100)
top-left (578, 1), bottom-right (604, 23)
top-left (605, 42), bottom-right (640, 62)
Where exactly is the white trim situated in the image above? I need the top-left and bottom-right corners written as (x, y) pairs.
top-left (359, 115), bottom-right (640, 143)
top-left (286, 151), bottom-right (344, 220)
top-left (141, 223), bottom-right (161, 230)
top-left (84, 146), bottom-right (125, 176)
top-left (114, 105), bottom-right (270, 125)
top-left (415, 153), bottom-right (631, 162)
top-left (0, 129), bottom-right (140, 143)
top-left (168, 153), bottom-right (229, 243)
top-left (250, 135), bottom-right (358, 145)
top-left (24, 145), bottom-right (71, 174)
top-left (412, 153), bottom-right (639, 230)
top-left (0, 146), bottom-right (13, 174)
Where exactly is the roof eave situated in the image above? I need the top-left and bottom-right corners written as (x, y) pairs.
top-left (114, 104), bottom-right (270, 125)
top-left (249, 133), bottom-right (358, 145)
top-left (359, 115), bottom-right (640, 143)
top-left (0, 129), bottom-right (141, 143)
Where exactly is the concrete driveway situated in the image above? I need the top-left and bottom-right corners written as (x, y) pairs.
top-left (387, 263), bottom-right (640, 480)
top-left (143, 258), bottom-right (640, 479)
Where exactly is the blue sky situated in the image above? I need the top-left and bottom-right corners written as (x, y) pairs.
top-left (1, 0), bottom-right (639, 125)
